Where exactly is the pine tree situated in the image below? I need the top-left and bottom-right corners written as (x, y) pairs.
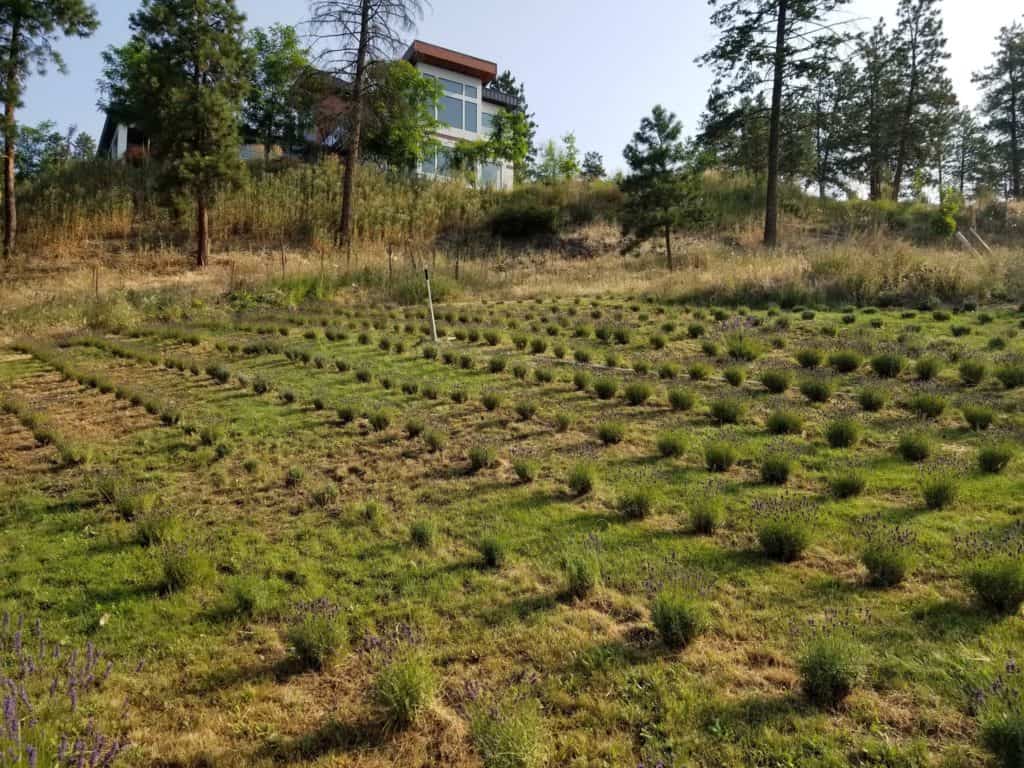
top-left (974, 22), bottom-right (1024, 200)
top-left (804, 58), bottom-right (859, 199)
top-left (888, 0), bottom-right (957, 201)
top-left (123, 0), bottom-right (250, 267)
top-left (700, 0), bottom-right (851, 247)
top-left (0, 0), bottom-right (99, 258)
top-left (620, 106), bottom-right (703, 271)
top-left (851, 19), bottom-right (900, 200)
top-left (308, 0), bottom-right (424, 255)
top-left (581, 151), bottom-right (606, 181)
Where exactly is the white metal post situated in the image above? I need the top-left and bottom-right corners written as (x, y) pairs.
top-left (425, 268), bottom-right (439, 343)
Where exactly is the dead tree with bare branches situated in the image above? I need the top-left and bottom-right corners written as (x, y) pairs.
top-left (306, 0), bottom-right (425, 257)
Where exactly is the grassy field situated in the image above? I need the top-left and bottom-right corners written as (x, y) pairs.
top-left (1, 288), bottom-right (1023, 767)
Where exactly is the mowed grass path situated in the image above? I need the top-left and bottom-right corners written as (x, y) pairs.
top-left (1, 297), bottom-right (1022, 767)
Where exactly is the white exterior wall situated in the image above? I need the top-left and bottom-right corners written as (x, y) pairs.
top-left (111, 123), bottom-right (128, 160)
top-left (413, 61), bottom-right (515, 191)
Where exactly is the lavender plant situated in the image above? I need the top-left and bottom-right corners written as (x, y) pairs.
top-left (1, 613), bottom-right (130, 767)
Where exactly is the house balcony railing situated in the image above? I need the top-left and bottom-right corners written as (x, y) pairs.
top-left (481, 87), bottom-right (520, 110)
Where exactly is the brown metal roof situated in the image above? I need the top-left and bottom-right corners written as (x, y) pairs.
top-left (403, 40), bottom-right (498, 84)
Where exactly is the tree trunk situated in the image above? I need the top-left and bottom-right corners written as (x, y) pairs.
top-left (763, 0), bottom-right (787, 248)
top-left (3, 16), bottom-right (20, 259)
top-left (892, 48), bottom-right (920, 201)
top-left (337, 0), bottom-right (371, 259)
top-left (196, 193), bottom-right (209, 268)
top-left (1009, 83), bottom-right (1021, 199)
top-left (664, 225), bottom-right (673, 271)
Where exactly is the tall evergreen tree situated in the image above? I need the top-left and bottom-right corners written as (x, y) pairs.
top-left (581, 151), bottom-right (606, 181)
top-left (121, 0), bottom-right (250, 267)
top-left (620, 106), bottom-right (703, 271)
top-left (974, 22), bottom-right (1024, 200)
top-left (804, 57), bottom-right (859, 199)
top-left (888, 0), bottom-right (956, 200)
top-left (945, 109), bottom-right (992, 199)
top-left (0, 0), bottom-right (98, 258)
top-left (851, 19), bottom-right (900, 200)
top-left (700, 0), bottom-right (851, 247)
top-left (308, 0), bottom-right (424, 255)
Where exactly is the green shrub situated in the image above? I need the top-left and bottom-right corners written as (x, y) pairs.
top-left (962, 404), bottom-right (995, 430)
top-left (829, 471), bottom-right (866, 499)
top-left (136, 508), bottom-right (180, 547)
top-left (704, 441), bottom-right (737, 472)
top-left (489, 200), bottom-right (558, 238)
top-left (799, 635), bottom-right (861, 708)
top-left (723, 366), bottom-right (746, 387)
top-left (825, 418), bottom-right (861, 448)
top-left (687, 322), bottom-right (706, 338)
top-left (618, 487), bottom-right (654, 520)
top-left (759, 369), bottom-right (792, 393)
top-left (871, 353), bottom-right (906, 378)
top-left (563, 550), bottom-right (600, 598)
top-left (373, 652), bottom-right (437, 731)
top-left (651, 591), bottom-right (709, 649)
top-left (470, 697), bottom-right (548, 768)
top-left (450, 387), bottom-right (469, 403)
top-left (966, 556), bottom-right (1024, 613)
top-left (862, 542), bottom-right (912, 588)
top-left (567, 462), bottom-right (597, 496)
top-left (596, 421), bottom-right (625, 445)
top-left (857, 386), bottom-right (888, 412)
top-left (311, 483), bottom-right (340, 508)
top-left (908, 392), bottom-right (947, 419)
top-left (593, 377), bottom-right (618, 399)
top-left (573, 370), bottom-right (592, 391)
top-left (554, 412), bottom-right (573, 433)
top-left (978, 442), bottom-right (1014, 474)
top-left (725, 333), bottom-right (762, 361)
top-left (897, 432), bottom-right (932, 462)
top-left (513, 458), bottom-right (538, 483)
top-left (760, 454), bottom-right (793, 485)
top-left (469, 445), bottom-right (498, 472)
top-left (623, 381), bottom-right (653, 405)
top-left (515, 400), bottom-right (538, 421)
top-left (160, 544), bottom-right (213, 592)
top-left (410, 519), bottom-right (437, 549)
top-left (795, 348), bottom-right (823, 368)
top-left (709, 397), bottom-right (744, 424)
top-left (287, 602), bottom-right (347, 670)
top-left (799, 377), bottom-right (834, 403)
top-left (689, 497), bottom-right (723, 535)
top-left (758, 519), bottom-right (810, 562)
top-left (479, 536), bottom-right (508, 568)
top-left (368, 410), bottom-right (392, 432)
top-left (995, 362), bottom-right (1024, 389)
top-left (958, 359), bottom-right (987, 387)
top-left (535, 366), bottom-right (556, 384)
top-left (404, 419), bottom-right (425, 439)
top-left (981, 709), bottom-right (1024, 768)
top-left (423, 429), bottom-right (447, 453)
top-left (829, 350), bottom-right (862, 373)
top-left (920, 474), bottom-right (957, 509)
top-left (667, 387), bottom-right (696, 411)
top-left (688, 362), bottom-right (711, 381)
top-left (658, 362), bottom-right (679, 379)
top-left (656, 430), bottom-right (687, 458)
top-left (914, 356), bottom-right (943, 381)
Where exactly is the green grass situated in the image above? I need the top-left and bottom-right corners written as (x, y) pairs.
top-left (2, 297), bottom-right (1023, 767)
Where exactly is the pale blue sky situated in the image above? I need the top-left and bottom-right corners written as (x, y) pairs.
top-left (22, 0), bottom-right (1019, 171)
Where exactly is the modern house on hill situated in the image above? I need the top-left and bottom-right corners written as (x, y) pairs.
top-left (98, 40), bottom-right (519, 190)
top-left (402, 40), bottom-right (517, 190)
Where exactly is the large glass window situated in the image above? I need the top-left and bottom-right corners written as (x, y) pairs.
top-left (481, 162), bottom-right (500, 188)
top-left (439, 96), bottom-right (463, 129)
top-left (481, 112), bottom-right (496, 133)
top-left (439, 77), bottom-right (463, 95)
top-left (464, 84), bottom-right (477, 99)
top-left (465, 101), bottom-right (478, 133)
top-left (421, 153), bottom-right (436, 175)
